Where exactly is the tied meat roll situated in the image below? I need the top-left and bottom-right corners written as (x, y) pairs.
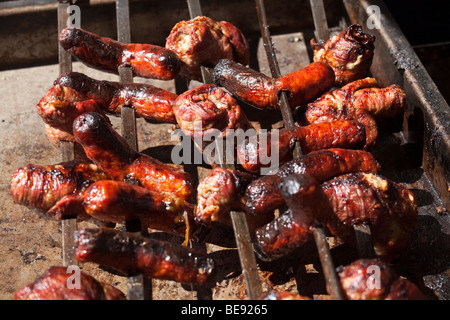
top-left (311, 24), bottom-right (375, 86)
top-left (166, 16), bottom-right (250, 81)
top-left (10, 161), bottom-right (109, 220)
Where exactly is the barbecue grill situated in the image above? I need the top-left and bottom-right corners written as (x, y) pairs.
top-left (0, 0), bottom-right (449, 300)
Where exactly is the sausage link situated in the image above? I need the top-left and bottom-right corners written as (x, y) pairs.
top-left (59, 27), bottom-right (181, 80)
top-left (244, 148), bottom-right (380, 217)
top-left (275, 62), bottom-right (335, 108)
top-left (73, 112), bottom-right (196, 206)
top-left (253, 174), bottom-right (332, 261)
top-left (237, 120), bottom-right (366, 173)
top-left (214, 59), bottom-right (280, 109)
top-left (83, 180), bottom-right (195, 238)
top-left (56, 72), bottom-right (178, 123)
top-left (75, 227), bottom-right (215, 285)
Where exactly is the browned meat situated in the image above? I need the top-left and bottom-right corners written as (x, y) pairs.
top-left (214, 60), bottom-right (334, 110)
top-left (213, 59), bottom-right (279, 109)
top-left (166, 16), bottom-right (249, 81)
top-left (237, 120), bottom-right (366, 173)
top-left (322, 172), bottom-right (418, 260)
top-left (274, 62), bottom-right (335, 108)
top-left (75, 227), bottom-right (215, 285)
top-left (300, 77), bottom-right (406, 148)
top-left (59, 27), bottom-right (181, 80)
top-left (195, 167), bottom-right (271, 233)
top-left (254, 172), bottom-right (417, 261)
top-left (244, 148), bottom-right (381, 217)
top-left (73, 112), bottom-right (196, 208)
top-left (83, 180), bottom-right (195, 239)
top-left (254, 173), bottom-right (332, 261)
top-left (14, 266), bottom-right (125, 300)
top-left (10, 161), bottom-right (109, 220)
top-left (37, 72), bottom-right (178, 146)
top-left (311, 24), bottom-right (375, 86)
top-left (279, 174), bottom-right (333, 229)
top-left (337, 259), bottom-right (427, 300)
top-left (173, 84), bottom-right (253, 146)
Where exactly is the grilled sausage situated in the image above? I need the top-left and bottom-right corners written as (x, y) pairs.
top-left (254, 173), bottom-right (333, 261)
top-left (75, 227), bottom-right (215, 285)
top-left (83, 180), bottom-right (195, 238)
top-left (59, 27), bottom-right (181, 80)
top-left (311, 24), bottom-right (375, 86)
top-left (214, 59), bottom-right (280, 109)
top-left (166, 16), bottom-right (249, 81)
top-left (275, 62), bottom-right (335, 108)
top-left (244, 148), bottom-right (381, 217)
top-left (14, 266), bottom-right (126, 300)
top-left (56, 72), bottom-right (178, 123)
top-left (73, 112), bottom-right (196, 207)
top-left (10, 161), bottom-right (109, 220)
top-left (37, 72), bottom-right (178, 145)
top-left (337, 259), bottom-right (427, 300)
top-left (254, 172), bottom-right (417, 261)
top-left (237, 120), bottom-right (366, 173)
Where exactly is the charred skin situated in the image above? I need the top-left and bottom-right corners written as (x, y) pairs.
top-left (275, 62), bottom-right (335, 108)
top-left (214, 59), bottom-right (279, 109)
top-left (83, 180), bottom-right (195, 238)
top-left (237, 120), bottom-right (366, 173)
top-left (59, 27), bottom-right (181, 80)
top-left (254, 174), bottom-right (333, 261)
top-left (37, 72), bottom-right (178, 145)
top-left (337, 259), bottom-right (427, 300)
top-left (14, 266), bottom-right (126, 300)
top-left (311, 24), bottom-right (375, 86)
top-left (254, 173), bottom-right (417, 262)
top-left (75, 227), bottom-right (215, 285)
top-left (244, 148), bottom-right (381, 217)
top-left (10, 161), bottom-right (109, 219)
top-left (166, 16), bottom-right (250, 81)
top-left (322, 172), bottom-right (418, 260)
top-left (214, 60), bottom-right (334, 110)
top-left (73, 112), bottom-right (196, 207)
top-left (253, 211), bottom-right (313, 261)
top-left (56, 72), bottom-right (178, 123)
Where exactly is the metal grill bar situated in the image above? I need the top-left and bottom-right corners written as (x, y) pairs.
top-left (186, 0), bottom-right (263, 300)
top-left (255, 0), bottom-right (344, 300)
top-left (115, 0), bottom-right (146, 300)
top-left (255, 0), bottom-right (302, 159)
top-left (308, 0), bottom-right (375, 261)
top-left (57, 0), bottom-right (78, 268)
top-left (309, 0), bottom-right (330, 42)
